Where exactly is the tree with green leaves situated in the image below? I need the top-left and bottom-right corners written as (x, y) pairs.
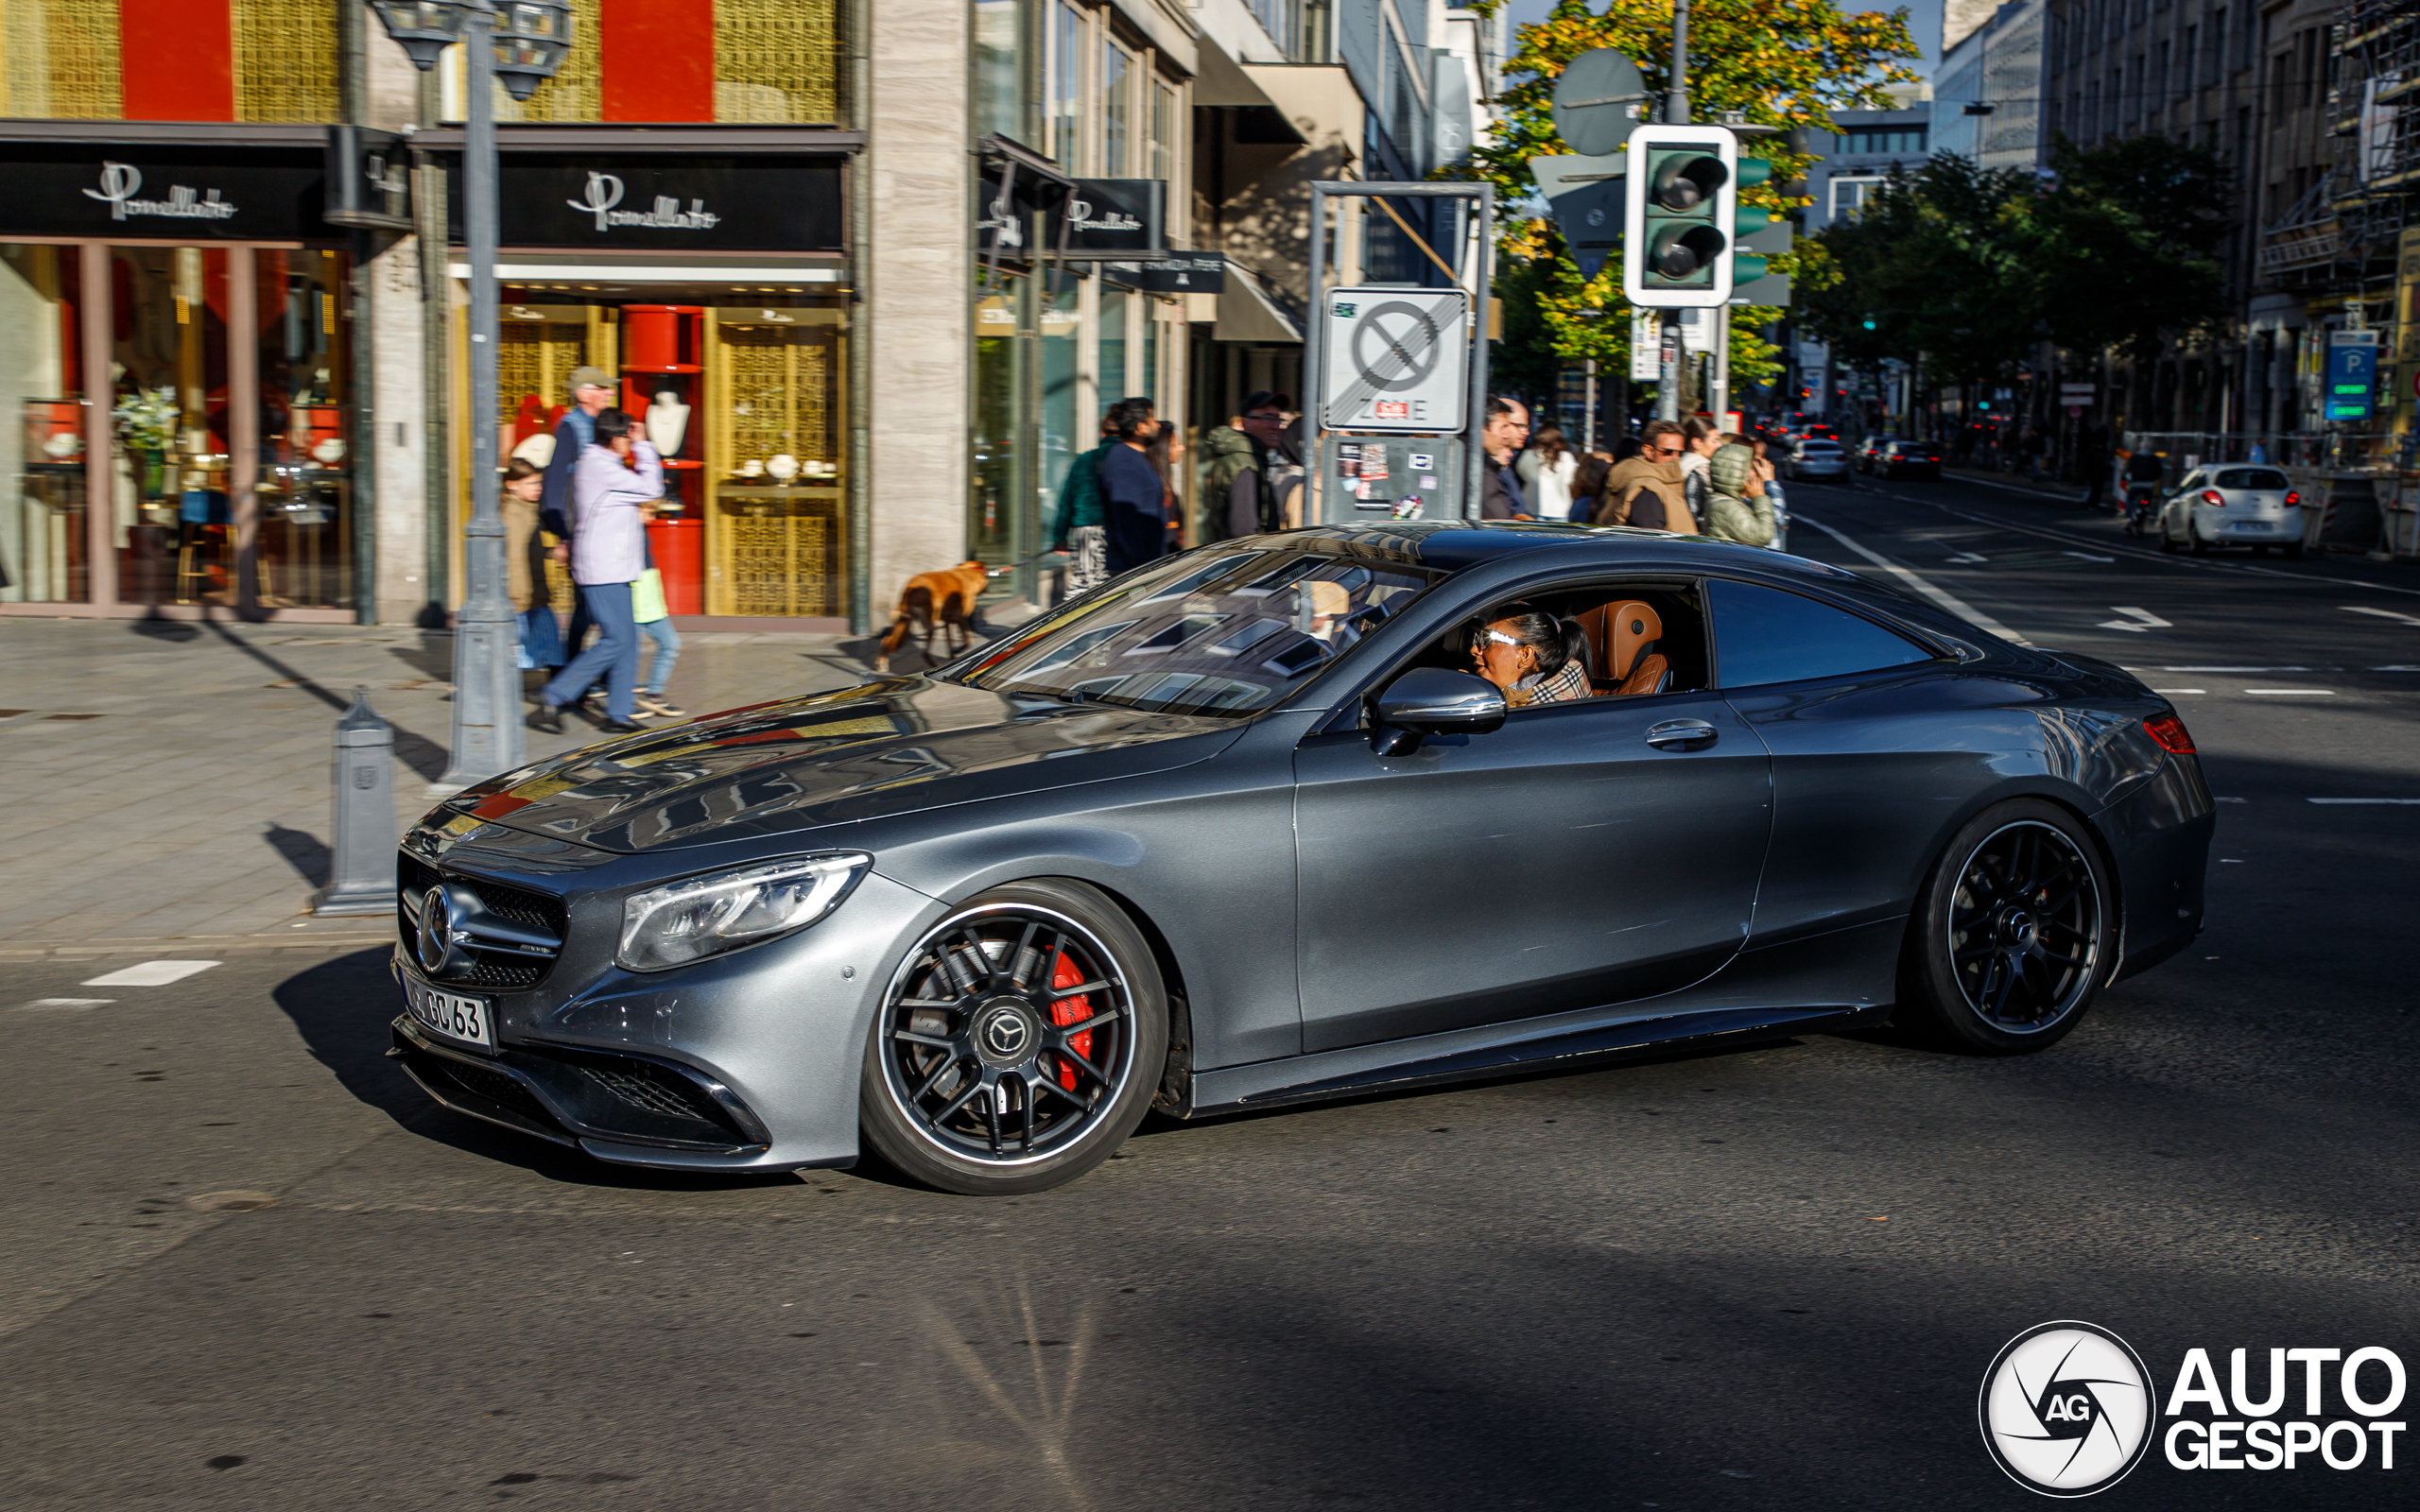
top-left (2031, 134), bottom-right (2234, 366)
top-left (1461, 0), bottom-right (1921, 403)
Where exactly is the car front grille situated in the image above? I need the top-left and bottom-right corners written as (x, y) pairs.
top-left (397, 853), bottom-right (568, 991)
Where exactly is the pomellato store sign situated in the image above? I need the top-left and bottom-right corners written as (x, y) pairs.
top-left (0, 146), bottom-right (330, 240)
top-left (461, 156), bottom-right (844, 251)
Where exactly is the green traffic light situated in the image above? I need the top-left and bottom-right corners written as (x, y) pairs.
top-left (1862, 318), bottom-right (1877, 330)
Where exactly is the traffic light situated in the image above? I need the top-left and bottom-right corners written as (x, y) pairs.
top-left (1623, 125), bottom-right (1737, 307)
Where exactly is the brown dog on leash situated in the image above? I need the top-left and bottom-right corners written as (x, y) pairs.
top-left (874, 560), bottom-right (991, 671)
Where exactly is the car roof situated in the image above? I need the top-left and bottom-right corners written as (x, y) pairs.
top-left (1243, 522), bottom-right (1862, 583)
top-left (1235, 524), bottom-right (2013, 653)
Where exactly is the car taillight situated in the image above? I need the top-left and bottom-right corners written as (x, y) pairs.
top-left (2144, 713), bottom-right (2196, 755)
top-left (2284, 490), bottom-right (2300, 507)
top-left (2201, 490), bottom-right (2223, 507)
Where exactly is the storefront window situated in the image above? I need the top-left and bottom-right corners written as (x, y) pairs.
top-left (1040, 278), bottom-right (1080, 506)
top-left (0, 245), bottom-right (88, 603)
top-left (971, 277), bottom-right (1027, 569)
top-left (1098, 284), bottom-right (1129, 406)
top-left (111, 246), bottom-right (232, 608)
top-left (1142, 301), bottom-right (1160, 404)
top-left (253, 249), bottom-right (353, 609)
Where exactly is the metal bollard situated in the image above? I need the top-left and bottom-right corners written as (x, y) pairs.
top-left (314, 687), bottom-right (399, 916)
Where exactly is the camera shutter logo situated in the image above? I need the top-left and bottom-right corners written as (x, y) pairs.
top-left (1980, 1321), bottom-right (2155, 1497)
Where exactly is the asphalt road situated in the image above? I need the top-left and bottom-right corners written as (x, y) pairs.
top-left (4, 476), bottom-right (2415, 1510)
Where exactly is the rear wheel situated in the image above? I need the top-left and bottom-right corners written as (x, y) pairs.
top-left (1899, 800), bottom-right (2115, 1055)
top-left (2190, 526), bottom-right (2211, 556)
top-left (2158, 522), bottom-right (2179, 554)
top-left (860, 880), bottom-right (1167, 1195)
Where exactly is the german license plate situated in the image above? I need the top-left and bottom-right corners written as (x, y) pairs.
top-left (405, 975), bottom-right (495, 1048)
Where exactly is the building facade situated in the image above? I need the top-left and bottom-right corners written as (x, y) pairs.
top-left (0, 1), bottom-right (1491, 629)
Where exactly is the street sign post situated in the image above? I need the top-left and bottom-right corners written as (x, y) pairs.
top-left (1551, 49), bottom-right (1651, 157)
top-left (2327, 330), bottom-right (2378, 421)
top-left (1302, 180), bottom-right (1495, 521)
top-left (1530, 154), bottom-right (1626, 281)
top-left (1322, 287), bottom-right (1471, 433)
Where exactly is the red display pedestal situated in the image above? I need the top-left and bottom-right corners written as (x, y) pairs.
top-left (648, 517), bottom-right (704, 615)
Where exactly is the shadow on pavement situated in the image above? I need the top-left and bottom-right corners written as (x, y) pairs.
top-left (270, 947), bottom-right (797, 1193)
top-left (263, 822), bottom-right (331, 886)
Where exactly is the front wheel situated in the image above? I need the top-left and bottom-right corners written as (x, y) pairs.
top-left (1898, 800), bottom-right (2116, 1055)
top-left (860, 880), bottom-right (1167, 1195)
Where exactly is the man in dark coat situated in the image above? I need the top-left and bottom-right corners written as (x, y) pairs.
top-left (1097, 396), bottom-right (1167, 576)
top-left (1479, 395), bottom-right (1533, 520)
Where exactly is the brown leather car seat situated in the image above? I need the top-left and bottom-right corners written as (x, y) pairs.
top-left (1577, 600), bottom-right (1668, 696)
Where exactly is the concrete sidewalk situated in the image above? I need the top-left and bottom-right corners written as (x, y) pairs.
top-left (0, 615), bottom-right (895, 955)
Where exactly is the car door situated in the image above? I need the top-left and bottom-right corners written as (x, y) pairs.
top-left (1291, 595), bottom-right (1775, 1055)
top-left (1708, 577), bottom-right (2021, 946)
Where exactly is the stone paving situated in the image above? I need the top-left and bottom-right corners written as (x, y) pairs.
top-left (0, 615), bottom-right (904, 954)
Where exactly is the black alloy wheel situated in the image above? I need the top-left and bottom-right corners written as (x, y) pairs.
top-left (1901, 800), bottom-right (2114, 1054)
top-left (859, 880), bottom-right (1166, 1194)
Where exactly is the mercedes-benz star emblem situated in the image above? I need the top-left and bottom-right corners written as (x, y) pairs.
top-left (415, 886), bottom-right (454, 974)
top-left (981, 1010), bottom-right (1030, 1058)
top-left (1979, 1320), bottom-right (2153, 1497)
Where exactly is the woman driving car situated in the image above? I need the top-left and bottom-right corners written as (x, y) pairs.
top-left (1470, 607), bottom-right (1593, 708)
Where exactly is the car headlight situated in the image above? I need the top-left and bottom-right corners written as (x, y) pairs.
top-left (617, 853), bottom-right (871, 972)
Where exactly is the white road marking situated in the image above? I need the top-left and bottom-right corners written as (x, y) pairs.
top-left (1946, 551), bottom-right (1989, 564)
top-left (2064, 550), bottom-right (2118, 563)
top-left (2241, 688), bottom-right (2335, 696)
top-left (2216, 797), bottom-right (2248, 803)
top-left (2375, 664), bottom-right (2420, 672)
top-left (17, 999), bottom-right (115, 1010)
top-left (2152, 688), bottom-right (2206, 695)
top-left (2098, 606), bottom-right (2173, 632)
top-left (2165, 665), bottom-right (2314, 672)
top-left (1837, 482), bottom-right (2420, 597)
top-left (2308, 798), bottom-right (2420, 805)
top-left (79, 959), bottom-right (221, 988)
top-left (1789, 512), bottom-right (2031, 644)
top-left (2342, 605), bottom-right (2420, 627)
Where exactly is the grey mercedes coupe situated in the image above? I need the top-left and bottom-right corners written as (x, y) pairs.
top-left (390, 524), bottom-right (2214, 1194)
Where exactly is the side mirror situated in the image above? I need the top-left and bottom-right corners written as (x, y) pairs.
top-left (1370, 668), bottom-right (1507, 754)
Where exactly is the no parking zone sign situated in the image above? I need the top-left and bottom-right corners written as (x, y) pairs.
top-left (1321, 287), bottom-right (1470, 434)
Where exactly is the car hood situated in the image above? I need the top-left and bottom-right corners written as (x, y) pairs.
top-left (441, 677), bottom-right (1246, 853)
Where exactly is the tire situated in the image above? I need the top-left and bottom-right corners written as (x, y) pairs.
top-left (2190, 527), bottom-right (2210, 556)
top-left (1898, 800), bottom-right (2117, 1055)
top-left (859, 879), bottom-right (1167, 1195)
top-left (2158, 525), bottom-right (2179, 554)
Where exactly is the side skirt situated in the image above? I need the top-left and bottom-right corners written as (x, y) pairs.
top-left (1184, 916), bottom-right (1905, 1117)
top-left (1189, 1002), bottom-right (1887, 1115)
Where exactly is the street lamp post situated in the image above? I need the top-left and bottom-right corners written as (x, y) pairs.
top-left (372, 1), bottom-right (574, 789)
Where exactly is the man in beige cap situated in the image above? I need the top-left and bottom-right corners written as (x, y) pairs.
top-left (540, 366), bottom-right (617, 671)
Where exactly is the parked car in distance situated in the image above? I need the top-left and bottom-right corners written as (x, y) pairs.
top-left (2159, 466), bottom-right (2305, 558)
top-left (1789, 438), bottom-right (1851, 482)
top-left (1862, 439), bottom-right (1943, 480)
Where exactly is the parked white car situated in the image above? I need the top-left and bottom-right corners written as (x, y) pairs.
top-left (2158, 466), bottom-right (2305, 558)
top-left (1789, 439), bottom-right (1850, 482)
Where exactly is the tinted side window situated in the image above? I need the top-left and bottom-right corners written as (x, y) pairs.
top-left (1709, 579), bottom-right (1932, 688)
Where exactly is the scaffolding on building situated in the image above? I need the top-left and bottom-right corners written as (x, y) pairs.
top-left (2325, 0), bottom-right (2420, 315)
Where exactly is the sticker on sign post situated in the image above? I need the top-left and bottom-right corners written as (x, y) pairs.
top-left (1322, 287), bottom-right (1471, 434)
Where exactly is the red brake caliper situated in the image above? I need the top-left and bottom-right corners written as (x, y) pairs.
top-left (1047, 950), bottom-right (1093, 1091)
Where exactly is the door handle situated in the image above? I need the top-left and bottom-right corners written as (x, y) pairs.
top-left (1644, 719), bottom-right (1719, 751)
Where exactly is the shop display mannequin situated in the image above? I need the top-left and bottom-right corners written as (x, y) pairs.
top-left (646, 389), bottom-right (690, 458)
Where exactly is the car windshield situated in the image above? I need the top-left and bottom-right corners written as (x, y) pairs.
top-left (947, 548), bottom-right (1444, 716)
top-left (2214, 468), bottom-right (2289, 490)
